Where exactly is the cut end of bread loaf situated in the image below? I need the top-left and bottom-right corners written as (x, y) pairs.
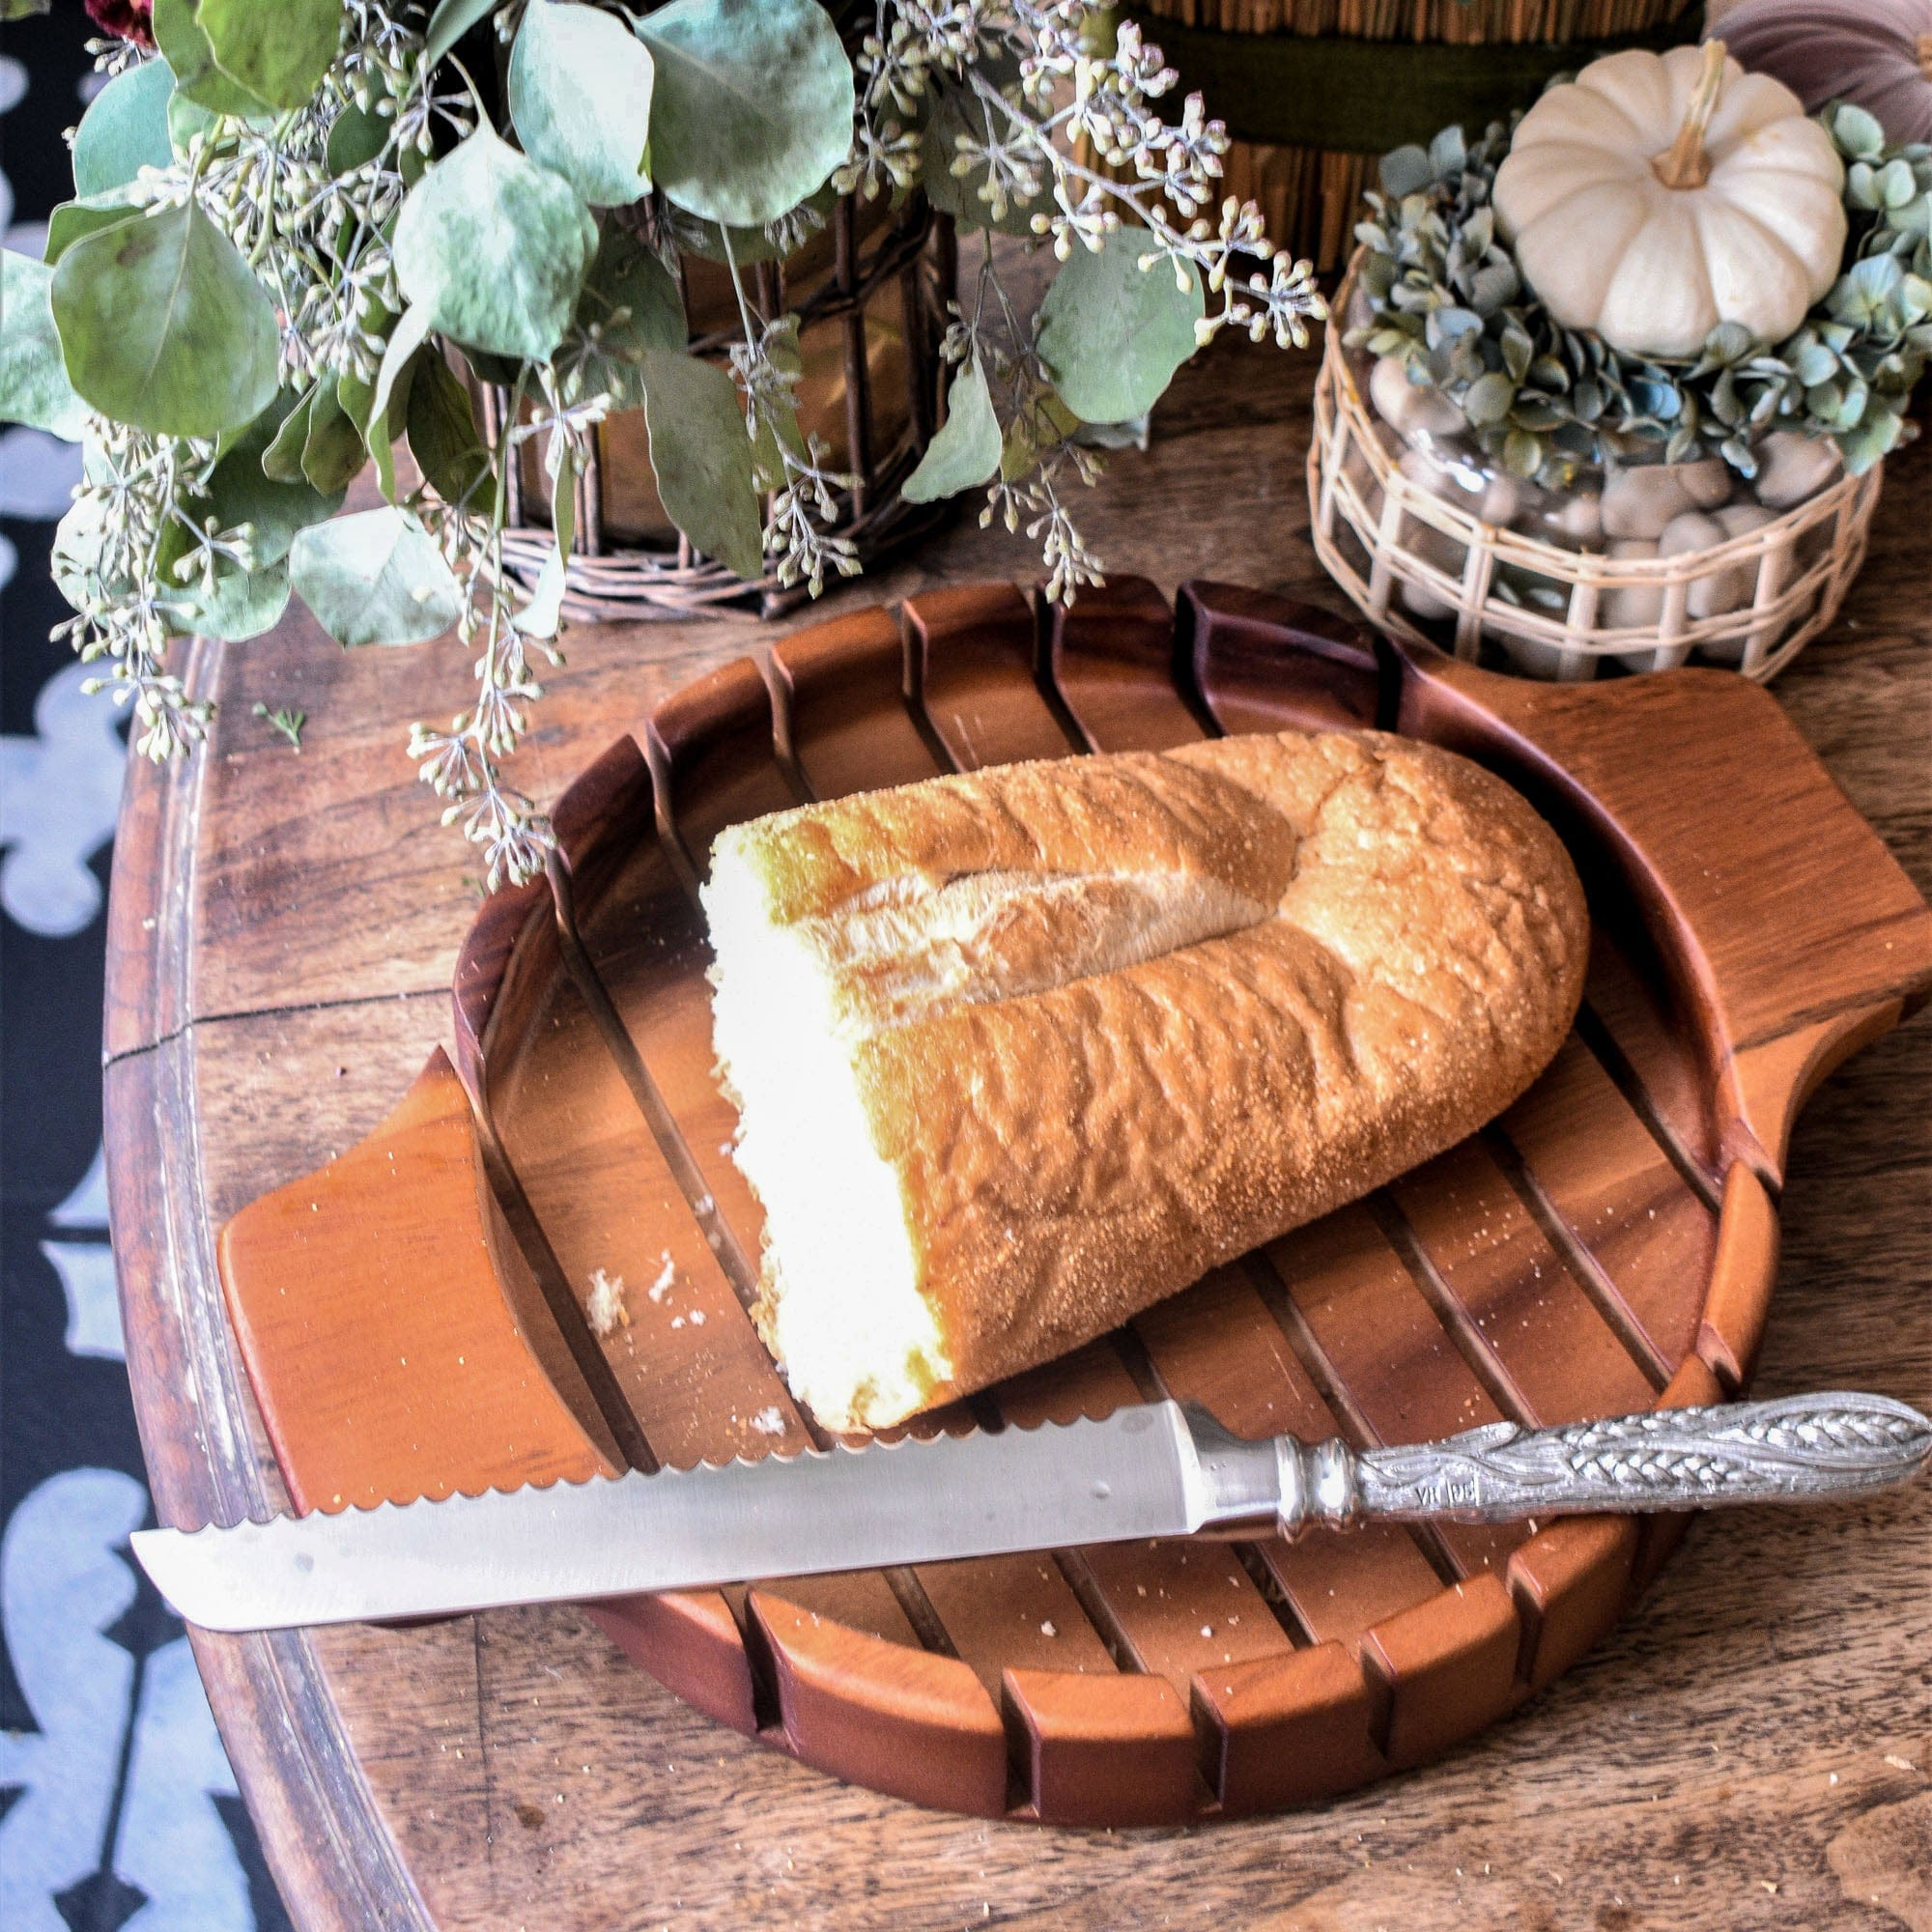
top-left (702, 732), bottom-right (1588, 1435)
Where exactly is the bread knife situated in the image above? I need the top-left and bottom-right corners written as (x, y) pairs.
top-left (132, 1391), bottom-right (1930, 1634)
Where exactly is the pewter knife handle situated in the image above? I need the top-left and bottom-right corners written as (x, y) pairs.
top-left (1268, 1392), bottom-right (1932, 1534)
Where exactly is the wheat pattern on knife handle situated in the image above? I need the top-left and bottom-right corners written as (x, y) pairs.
top-left (1279, 1395), bottom-right (1932, 1530)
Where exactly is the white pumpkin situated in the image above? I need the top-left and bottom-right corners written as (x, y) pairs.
top-left (1717, 0), bottom-right (1932, 147)
top-left (1493, 42), bottom-right (1847, 360)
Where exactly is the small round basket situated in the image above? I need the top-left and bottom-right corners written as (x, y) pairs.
top-left (1308, 260), bottom-right (1883, 683)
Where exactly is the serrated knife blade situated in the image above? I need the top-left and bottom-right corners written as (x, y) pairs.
top-left (133, 1404), bottom-right (1206, 1633)
top-left (131, 1391), bottom-right (1932, 1634)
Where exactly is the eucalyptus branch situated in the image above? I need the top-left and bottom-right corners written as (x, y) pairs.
top-left (29, 0), bottom-right (1328, 895)
top-left (720, 230), bottom-right (861, 596)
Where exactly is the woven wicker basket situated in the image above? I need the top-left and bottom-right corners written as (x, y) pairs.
top-left (487, 194), bottom-right (956, 623)
top-left (1133, 1), bottom-right (1701, 273)
top-left (1308, 269), bottom-right (1883, 683)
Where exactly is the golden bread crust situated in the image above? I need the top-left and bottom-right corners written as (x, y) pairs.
top-left (715, 728), bottom-right (1588, 1425)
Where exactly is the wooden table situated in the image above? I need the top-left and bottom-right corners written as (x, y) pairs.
top-left (104, 339), bottom-right (1932, 1931)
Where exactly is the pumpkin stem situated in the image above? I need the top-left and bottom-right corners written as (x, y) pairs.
top-left (1653, 40), bottom-right (1729, 191)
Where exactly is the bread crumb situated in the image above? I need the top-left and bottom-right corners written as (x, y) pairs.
top-left (1040, 1620), bottom-right (1057, 1637)
top-left (648, 1253), bottom-right (675, 1302)
top-left (1884, 1754), bottom-right (1918, 1773)
top-left (750, 1406), bottom-right (786, 1436)
top-left (690, 1309), bottom-right (706, 1326)
top-left (585, 1269), bottom-right (628, 1337)
top-left (670, 1316), bottom-right (684, 1330)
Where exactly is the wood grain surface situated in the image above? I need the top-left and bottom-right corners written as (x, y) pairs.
top-left (103, 337), bottom-right (1932, 1929)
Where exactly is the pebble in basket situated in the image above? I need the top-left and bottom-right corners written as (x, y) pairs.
top-left (1310, 41), bottom-right (1932, 683)
top-left (1, 1), bottom-right (1325, 888)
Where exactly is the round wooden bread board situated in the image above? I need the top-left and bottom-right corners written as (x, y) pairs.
top-left (214, 577), bottom-right (1932, 1825)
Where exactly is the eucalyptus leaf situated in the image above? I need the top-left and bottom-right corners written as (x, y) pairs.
top-left (551, 444), bottom-right (576, 559)
top-left (327, 99), bottom-right (392, 176)
top-left (166, 556), bottom-right (292, 640)
top-left (393, 125), bottom-right (598, 361)
top-left (339, 356), bottom-right (410, 503)
top-left (425, 0), bottom-right (501, 69)
top-left (638, 348), bottom-right (762, 579)
top-left (201, 395), bottom-right (346, 567)
top-left (196, 0), bottom-right (341, 111)
top-left (509, 1), bottom-right (654, 207)
top-left (569, 227), bottom-right (686, 408)
top-left (51, 201), bottom-right (280, 440)
top-left (902, 355), bottom-right (1001, 502)
top-left (515, 546), bottom-right (567, 640)
top-left (262, 387), bottom-right (318, 482)
top-left (291, 507), bottom-right (463, 647)
top-left (1035, 227), bottom-right (1203, 424)
top-left (167, 88), bottom-right (221, 157)
top-left (372, 301), bottom-right (434, 433)
top-left (71, 56), bottom-right (175, 196)
top-left (639, 0), bottom-right (853, 228)
top-left (0, 252), bottom-right (90, 440)
top-left (301, 384), bottom-right (368, 496)
top-left (44, 189), bottom-right (146, 265)
top-left (408, 351), bottom-right (491, 507)
top-left (921, 80), bottom-right (1049, 236)
top-left (1463, 370), bottom-right (1516, 426)
top-left (151, 0), bottom-right (273, 119)
top-left (1000, 385), bottom-right (1079, 480)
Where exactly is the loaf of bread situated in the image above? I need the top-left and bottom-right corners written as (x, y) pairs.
top-left (703, 728), bottom-right (1588, 1433)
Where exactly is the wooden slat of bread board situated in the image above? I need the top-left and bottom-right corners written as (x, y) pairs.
top-left (991, 1335), bottom-right (1294, 1690)
top-left (1387, 1138), bottom-right (1662, 1426)
top-left (770, 604), bottom-right (948, 799)
top-left (561, 819), bottom-right (767, 1298)
top-left (485, 952), bottom-right (815, 1469)
top-left (901, 582), bottom-right (1080, 768)
top-left (1037, 576), bottom-right (1210, 753)
top-left (912, 1553), bottom-right (1117, 1687)
top-left (1497, 1035), bottom-right (1714, 1378)
top-left (645, 656), bottom-right (805, 882)
top-left (1262, 1204), bottom-right (1523, 1580)
top-left (1178, 581), bottom-right (1382, 736)
top-left (1582, 929), bottom-right (1721, 1189)
top-left (1131, 1269), bottom-right (1450, 1647)
top-left (1694, 1160), bottom-right (1779, 1394)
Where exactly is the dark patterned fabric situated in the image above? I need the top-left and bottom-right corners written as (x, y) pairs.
top-left (1, 14), bottom-right (288, 1928)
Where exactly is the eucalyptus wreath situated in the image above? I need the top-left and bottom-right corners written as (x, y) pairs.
top-left (1348, 103), bottom-right (1932, 494)
top-left (0, 0), bottom-right (1323, 887)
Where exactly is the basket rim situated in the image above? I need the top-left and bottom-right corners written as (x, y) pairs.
top-left (1325, 253), bottom-right (1870, 578)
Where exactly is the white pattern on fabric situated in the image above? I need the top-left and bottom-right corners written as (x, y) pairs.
top-left (42, 1240), bottom-right (125, 1360)
top-left (43, 1147), bottom-right (123, 1358)
top-left (0, 1472), bottom-right (251, 1930)
top-left (0, 660), bottom-right (128, 937)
